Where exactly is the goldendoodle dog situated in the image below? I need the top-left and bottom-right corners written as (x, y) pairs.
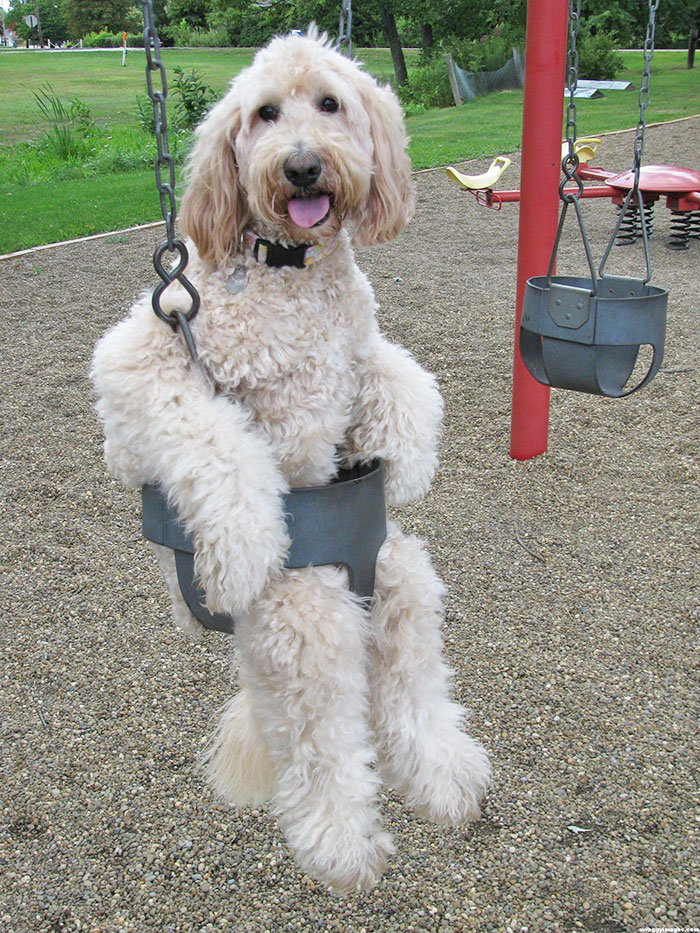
top-left (91, 28), bottom-right (490, 893)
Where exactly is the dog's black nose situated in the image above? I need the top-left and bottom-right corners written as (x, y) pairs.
top-left (283, 152), bottom-right (322, 188)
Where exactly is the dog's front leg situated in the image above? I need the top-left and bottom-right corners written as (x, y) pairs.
top-left (234, 566), bottom-right (393, 894)
top-left (343, 333), bottom-right (443, 506)
top-left (91, 316), bottom-right (289, 616)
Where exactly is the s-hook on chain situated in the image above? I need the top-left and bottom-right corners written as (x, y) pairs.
top-left (141, 0), bottom-right (201, 364)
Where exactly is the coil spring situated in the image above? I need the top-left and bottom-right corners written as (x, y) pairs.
top-left (615, 202), bottom-right (654, 246)
top-left (615, 203), bottom-right (640, 245)
top-left (689, 209), bottom-right (700, 241)
top-left (668, 210), bottom-right (691, 250)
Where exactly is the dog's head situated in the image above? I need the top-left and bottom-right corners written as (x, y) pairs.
top-left (180, 28), bottom-right (415, 266)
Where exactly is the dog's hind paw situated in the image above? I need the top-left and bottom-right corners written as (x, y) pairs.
top-left (406, 732), bottom-right (491, 827)
top-left (199, 691), bottom-right (276, 807)
top-left (295, 829), bottom-right (395, 895)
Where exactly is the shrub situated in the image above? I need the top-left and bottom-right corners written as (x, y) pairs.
top-left (184, 26), bottom-right (231, 47)
top-left (176, 18), bottom-right (192, 46)
top-left (398, 56), bottom-right (454, 113)
top-left (443, 27), bottom-right (525, 73)
top-left (82, 29), bottom-right (120, 48)
top-left (575, 27), bottom-right (623, 81)
top-left (82, 30), bottom-right (145, 48)
top-left (134, 96), bottom-right (157, 136)
top-left (132, 66), bottom-right (217, 167)
top-left (171, 66), bottom-right (218, 129)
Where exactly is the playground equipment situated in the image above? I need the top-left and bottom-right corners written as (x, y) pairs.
top-left (142, 462), bottom-right (387, 633)
top-left (578, 163), bottom-right (700, 250)
top-left (337, 0), bottom-right (352, 57)
top-left (446, 157), bottom-right (512, 207)
top-left (519, 0), bottom-right (668, 400)
top-left (448, 152), bottom-right (700, 251)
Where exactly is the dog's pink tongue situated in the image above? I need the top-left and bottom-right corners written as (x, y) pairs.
top-left (287, 194), bottom-right (330, 229)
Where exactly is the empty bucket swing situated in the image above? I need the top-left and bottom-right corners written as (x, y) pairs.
top-left (520, 0), bottom-right (668, 398)
top-left (520, 194), bottom-right (668, 397)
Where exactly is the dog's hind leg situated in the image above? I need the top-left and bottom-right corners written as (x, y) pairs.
top-left (234, 567), bottom-right (393, 894)
top-left (368, 524), bottom-right (491, 825)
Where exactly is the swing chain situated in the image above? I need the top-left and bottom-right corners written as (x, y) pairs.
top-left (633, 0), bottom-right (660, 174)
top-left (599, 0), bottom-right (660, 283)
top-left (559, 0), bottom-right (660, 286)
top-left (140, 0), bottom-right (201, 359)
top-left (549, 0), bottom-right (599, 293)
top-left (561, 0), bottom-right (583, 202)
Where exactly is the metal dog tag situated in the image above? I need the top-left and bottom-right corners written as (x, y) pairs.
top-left (225, 266), bottom-right (248, 294)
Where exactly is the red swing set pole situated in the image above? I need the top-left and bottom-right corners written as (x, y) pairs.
top-left (510, 0), bottom-right (569, 460)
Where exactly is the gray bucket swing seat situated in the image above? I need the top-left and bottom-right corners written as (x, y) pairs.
top-left (142, 459), bottom-right (387, 634)
top-left (520, 187), bottom-right (668, 398)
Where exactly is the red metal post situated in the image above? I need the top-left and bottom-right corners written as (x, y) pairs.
top-left (510, 0), bottom-right (569, 460)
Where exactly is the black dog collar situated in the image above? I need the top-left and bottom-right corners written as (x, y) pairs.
top-left (253, 237), bottom-right (310, 269)
top-left (245, 231), bottom-right (340, 269)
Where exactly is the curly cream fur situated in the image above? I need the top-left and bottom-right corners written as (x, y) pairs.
top-left (91, 29), bottom-right (489, 894)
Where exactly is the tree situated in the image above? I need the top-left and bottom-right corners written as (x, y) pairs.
top-left (402, 0), bottom-right (496, 48)
top-left (7, 0), bottom-right (68, 45)
top-left (580, 0), bottom-right (696, 47)
top-left (379, 2), bottom-right (407, 85)
top-left (165, 0), bottom-right (210, 31)
top-left (62, 0), bottom-right (141, 40)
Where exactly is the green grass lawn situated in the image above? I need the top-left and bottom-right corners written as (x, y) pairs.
top-left (0, 48), bottom-right (256, 144)
top-left (408, 51), bottom-right (700, 168)
top-left (0, 169), bottom-right (159, 250)
top-left (0, 46), bottom-right (421, 145)
top-left (0, 47), bottom-right (697, 253)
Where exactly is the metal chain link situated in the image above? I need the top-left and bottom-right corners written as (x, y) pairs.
top-left (336, 0), bottom-right (352, 58)
top-left (141, 0), bottom-right (201, 350)
top-left (633, 0), bottom-right (660, 175)
top-left (559, 0), bottom-right (660, 284)
top-left (599, 0), bottom-right (660, 282)
top-left (561, 0), bottom-right (583, 202)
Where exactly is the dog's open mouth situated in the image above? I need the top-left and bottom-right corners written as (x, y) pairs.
top-left (287, 193), bottom-right (331, 229)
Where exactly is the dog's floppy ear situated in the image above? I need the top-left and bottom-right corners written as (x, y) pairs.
top-left (179, 91), bottom-right (248, 267)
top-left (352, 79), bottom-right (415, 247)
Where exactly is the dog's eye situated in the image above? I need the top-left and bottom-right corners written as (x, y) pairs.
top-left (258, 105), bottom-right (278, 123)
top-left (320, 97), bottom-right (339, 114)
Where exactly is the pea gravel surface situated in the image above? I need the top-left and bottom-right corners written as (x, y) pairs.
top-left (1, 118), bottom-right (698, 933)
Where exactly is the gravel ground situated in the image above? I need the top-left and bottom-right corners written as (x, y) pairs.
top-left (1, 118), bottom-right (698, 933)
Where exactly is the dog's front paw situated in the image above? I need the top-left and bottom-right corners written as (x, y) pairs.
top-left (290, 825), bottom-right (395, 895)
top-left (197, 502), bottom-right (290, 616)
top-left (383, 456), bottom-right (437, 507)
top-left (407, 731), bottom-right (491, 826)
